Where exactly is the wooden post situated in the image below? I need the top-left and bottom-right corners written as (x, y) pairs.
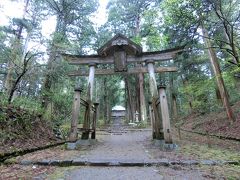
top-left (159, 85), bottom-right (173, 144)
top-left (149, 101), bottom-right (156, 139)
top-left (146, 60), bottom-right (163, 139)
top-left (91, 102), bottom-right (99, 139)
top-left (82, 63), bottom-right (96, 139)
top-left (146, 60), bottom-right (158, 97)
top-left (88, 63), bottom-right (96, 101)
top-left (152, 98), bottom-right (163, 139)
top-left (69, 88), bottom-right (82, 142)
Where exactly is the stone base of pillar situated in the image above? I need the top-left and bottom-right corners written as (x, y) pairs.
top-left (81, 132), bottom-right (90, 140)
top-left (153, 139), bottom-right (178, 150)
top-left (66, 139), bottom-right (97, 150)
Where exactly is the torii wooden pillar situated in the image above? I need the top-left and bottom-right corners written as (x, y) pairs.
top-left (69, 88), bottom-right (82, 142)
top-left (146, 60), bottom-right (164, 139)
top-left (159, 85), bottom-right (173, 143)
top-left (63, 34), bottom-right (182, 141)
top-left (81, 63), bottom-right (96, 139)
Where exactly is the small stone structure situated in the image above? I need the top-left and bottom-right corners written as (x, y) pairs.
top-left (111, 105), bottom-right (126, 118)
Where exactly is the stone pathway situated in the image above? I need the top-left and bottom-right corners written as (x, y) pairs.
top-left (79, 131), bottom-right (152, 162)
top-left (3, 128), bottom-right (239, 179)
top-left (51, 131), bottom-right (205, 180)
top-left (66, 167), bottom-right (164, 180)
top-left (12, 117), bottom-right (239, 180)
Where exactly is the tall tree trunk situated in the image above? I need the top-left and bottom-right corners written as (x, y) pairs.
top-left (169, 73), bottom-right (177, 123)
top-left (134, 15), bottom-right (147, 122)
top-left (135, 74), bottom-right (140, 121)
top-left (138, 69), bottom-right (147, 122)
top-left (5, 0), bottom-right (30, 97)
top-left (125, 77), bottom-right (135, 121)
top-left (41, 49), bottom-right (57, 108)
top-left (202, 26), bottom-right (235, 122)
top-left (103, 78), bottom-right (108, 124)
top-left (207, 60), bottom-right (222, 104)
top-left (41, 14), bottom-right (66, 109)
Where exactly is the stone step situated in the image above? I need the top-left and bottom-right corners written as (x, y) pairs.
top-left (19, 159), bottom-right (239, 167)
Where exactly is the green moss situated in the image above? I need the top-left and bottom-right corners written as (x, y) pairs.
top-left (47, 166), bottom-right (78, 179)
top-left (4, 157), bottom-right (17, 164)
top-left (199, 165), bottom-right (240, 179)
top-left (178, 143), bottom-right (240, 161)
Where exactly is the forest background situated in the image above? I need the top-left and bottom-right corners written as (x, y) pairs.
top-left (0, 0), bottom-right (240, 142)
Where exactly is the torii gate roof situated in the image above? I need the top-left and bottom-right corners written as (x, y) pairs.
top-left (61, 34), bottom-right (184, 76)
top-left (97, 33), bottom-right (142, 57)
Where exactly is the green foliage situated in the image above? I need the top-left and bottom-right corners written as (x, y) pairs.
top-left (0, 0), bottom-right (239, 140)
top-left (11, 96), bottom-right (43, 113)
top-left (178, 77), bottom-right (219, 113)
top-left (59, 123), bottom-right (71, 139)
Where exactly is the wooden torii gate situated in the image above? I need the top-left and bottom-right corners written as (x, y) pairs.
top-left (62, 34), bottom-right (182, 143)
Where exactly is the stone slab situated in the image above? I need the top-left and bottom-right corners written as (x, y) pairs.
top-left (200, 160), bottom-right (217, 165)
top-left (66, 142), bottom-right (76, 150)
top-left (19, 159), bottom-right (239, 167)
top-left (153, 140), bottom-right (178, 150)
top-left (20, 160), bottom-right (33, 165)
top-left (66, 139), bottom-right (97, 150)
top-left (180, 160), bottom-right (199, 166)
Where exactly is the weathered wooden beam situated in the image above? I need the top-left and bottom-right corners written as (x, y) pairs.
top-left (91, 102), bottom-right (99, 139)
top-left (148, 101), bottom-right (155, 139)
top-left (159, 85), bottom-right (173, 144)
top-left (68, 67), bottom-right (177, 76)
top-left (61, 47), bottom-right (183, 65)
top-left (147, 61), bottom-right (158, 98)
top-left (62, 54), bottom-right (113, 65)
top-left (82, 64), bottom-right (96, 140)
top-left (62, 55), bottom-right (173, 65)
top-left (87, 64), bottom-right (96, 101)
top-left (69, 88), bottom-right (82, 142)
top-left (152, 97), bottom-right (164, 140)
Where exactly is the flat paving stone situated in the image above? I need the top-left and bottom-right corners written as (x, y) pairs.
top-left (38, 159), bottom-right (51, 165)
top-left (20, 160), bottom-right (33, 165)
top-left (180, 160), bottom-right (199, 165)
top-left (66, 167), bottom-right (164, 180)
top-left (200, 160), bottom-right (217, 165)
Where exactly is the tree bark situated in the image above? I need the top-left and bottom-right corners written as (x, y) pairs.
top-left (138, 70), bottom-right (147, 122)
top-left (202, 26), bottom-right (235, 122)
top-left (169, 73), bottom-right (177, 123)
top-left (125, 77), bottom-right (135, 122)
top-left (103, 78), bottom-right (108, 124)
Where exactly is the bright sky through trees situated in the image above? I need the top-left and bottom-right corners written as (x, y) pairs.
top-left (0, 0), bottom-right (109, 36)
